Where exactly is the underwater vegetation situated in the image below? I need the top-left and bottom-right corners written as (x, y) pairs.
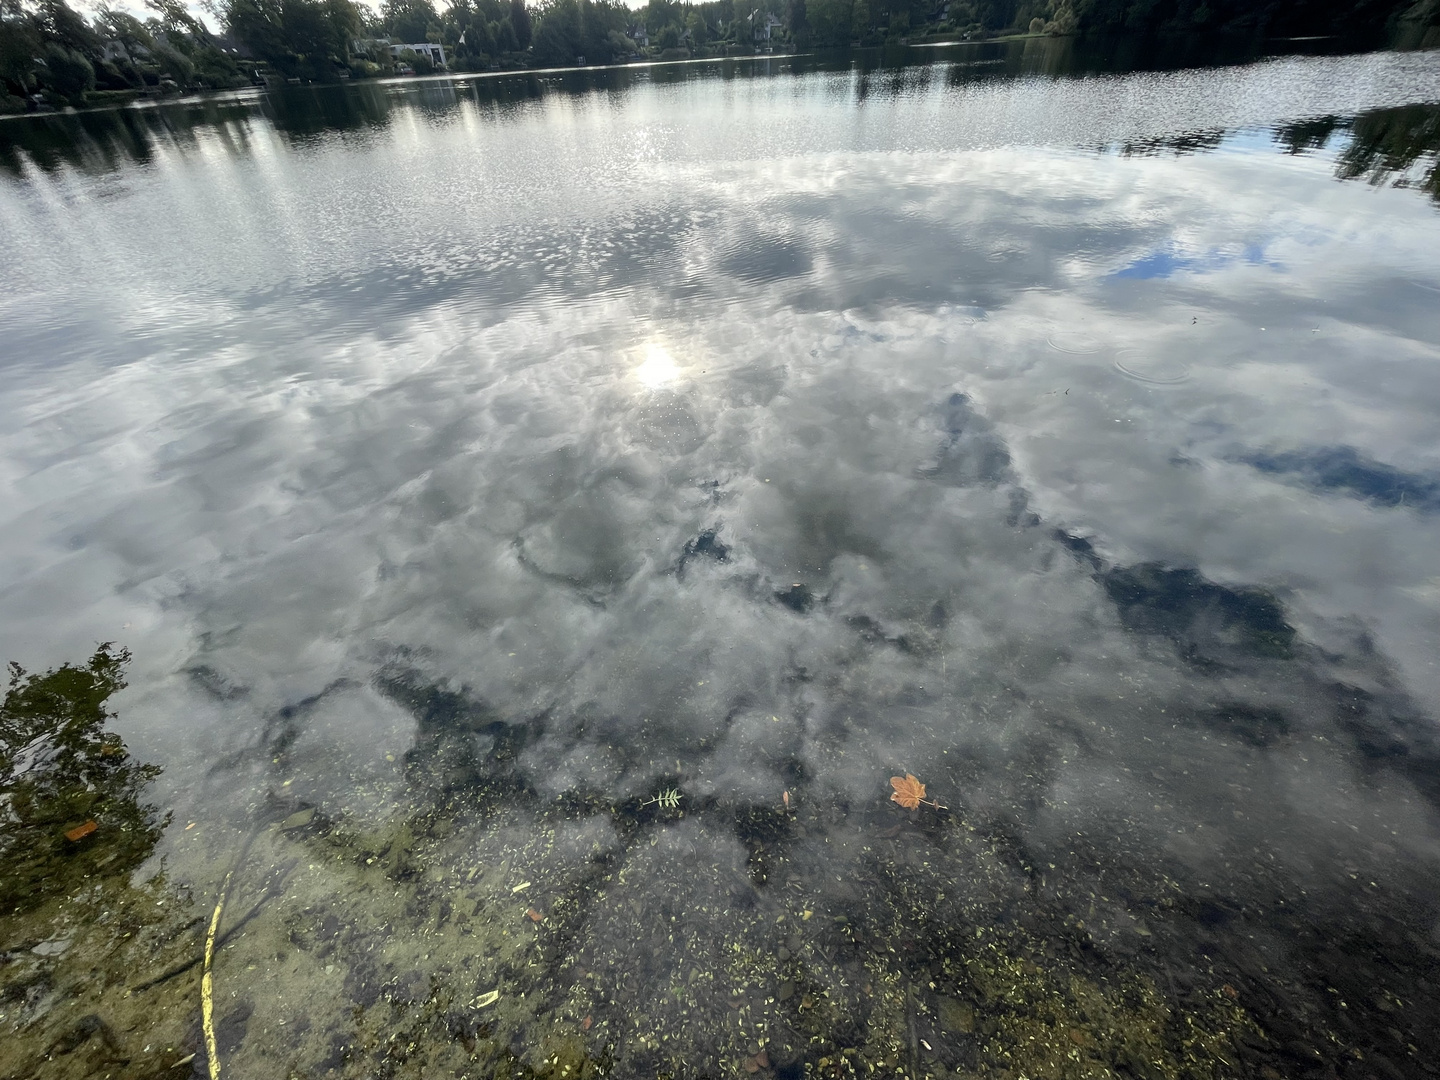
top-left (0, 645), bottom-right (165, 917)
top-left (2, 633), bottom-right (1437, 1079)
top-left (0, 647), bottom-right (198, 1079)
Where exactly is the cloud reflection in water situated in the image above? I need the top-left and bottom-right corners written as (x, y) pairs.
top-left (1, 47), bottom-right (1440, 1080)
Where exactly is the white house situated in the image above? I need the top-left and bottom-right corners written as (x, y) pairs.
top-left (752, 12), bottom-right (782, 41)
top-left (390, 42), bottom-right (446, 68)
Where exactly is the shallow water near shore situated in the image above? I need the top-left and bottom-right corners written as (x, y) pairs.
top-left (2, 37), bottom-right (1440, 1080)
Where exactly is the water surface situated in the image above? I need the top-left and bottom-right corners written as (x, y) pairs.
top-left (3, 39), bottom-right (1440, 1080)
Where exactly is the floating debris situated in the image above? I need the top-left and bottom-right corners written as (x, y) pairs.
top-left (890, 773), bottom-right (925, 808)
top-left (512, 881), bottom-right (532, 892)
top-left (641, 788), bottom-right (682, 810)
top-left (526, 907), bottom-right (544, 922)
top-left (474, 989), bottom-right (501, 1008)
top-left (65, 820), bottom-right (99, 842)
top-left (888, 774), bottom-right (946, 810)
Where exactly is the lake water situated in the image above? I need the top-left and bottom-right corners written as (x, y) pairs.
top-left (2, 38), bottom-right (1440, 1080)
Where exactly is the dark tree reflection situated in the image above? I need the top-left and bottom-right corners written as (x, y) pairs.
top-left (0, 99), bottom-right (255, 177)
top-left (1339, 103), bottom-right (1440, 203)
top-left (1276, 104), bottom-right (1440, 204)
top-left (0, 645), bottom-right (164, 915)
top-left (1275, 114), bottom-right (1342, 154)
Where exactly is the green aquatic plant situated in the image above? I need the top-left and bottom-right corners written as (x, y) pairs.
top-left (641, 787), bottom-right (683, 810)
top-left (0, 644), bottom-right (164, 915)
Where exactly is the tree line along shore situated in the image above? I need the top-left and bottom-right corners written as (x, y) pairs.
top-left (2, 0), bottom-right (1438, 114)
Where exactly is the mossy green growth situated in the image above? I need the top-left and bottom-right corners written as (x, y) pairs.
top-left (961, 931), bottom-right (1252, 1080)
top-left (0, 645), bottom-right (165, 915)
top-left (530, 1036), bottom-right (606, 1079)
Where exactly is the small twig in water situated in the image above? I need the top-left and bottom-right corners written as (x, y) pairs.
top-left (640, 788), bottom-right (682, 810)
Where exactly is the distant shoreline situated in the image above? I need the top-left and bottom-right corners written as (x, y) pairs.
top-left (0, 31), bottom-right (1412, 125)
top-left (0, 51), bottom-right (819, 123)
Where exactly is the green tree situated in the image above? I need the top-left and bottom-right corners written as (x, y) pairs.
top-left (509, 0), bottom-right (531, 46)
top-left (397, 43), bottom-right (433, 68)
top-left (784, 0), bottom-right (809, 42)
top-left (606, 27), bottom-right (635, 54)
top-left (221, 0), bottom-right (363, 79)
top-left (151, 38), bottom-right (195, 82)
top-left (94, 7), bottom-right (156, 88)
top-left (146, 0), bottom-right (248, 87)
top-left (37, 40), bottom-right (92, 100)
top-left (530, 0), bottom-right (580, 61)
top-left (219, 0), bottom-right (288, 65)
top-left (529, 0), bottom-right (627, 63)
top-left (146, 0), bottom-right (209, 38)
top-left (643, 0), bottom-right (680, 31)
top-left (0, 0), bottom-right (43, 96)
top-left (37, 0), bottom-right (101, 57)
top-left (493, 14), bottom-right (519, 49)
top-left (383, 0), bottom-right (439, 40)
top-left (805, 0), bottom-right (851, 42)
top-left (448, 0), bottom-right (500, 67)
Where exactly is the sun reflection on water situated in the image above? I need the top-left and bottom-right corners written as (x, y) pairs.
top-left (635, 343), bottom-right (681, 388)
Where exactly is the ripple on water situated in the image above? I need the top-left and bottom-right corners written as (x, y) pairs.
top-left (1113, 352), bottom-right (1191, 385)
top-left (1046, 331), bottom-right (1105, 354)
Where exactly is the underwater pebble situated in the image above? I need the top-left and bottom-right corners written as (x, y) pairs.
top-left (281, 808), bottom-right (316, 831)
top-left (938, 997), bottom-right (975, 1033)
top-left (31, 938), bottom-right (72, 957)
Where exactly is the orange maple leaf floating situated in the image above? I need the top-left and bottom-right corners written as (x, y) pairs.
top-left (890, 774), bottom-right (926, 809)
top-left (890, 774), bottom-right (946, 811)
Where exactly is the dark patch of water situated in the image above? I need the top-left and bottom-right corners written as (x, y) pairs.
top-left (1240, 445), bottom-right (1440, 512)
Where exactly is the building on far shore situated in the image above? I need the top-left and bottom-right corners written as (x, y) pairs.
top-left (753, 13), bottom-right (782, 41)
top-left (354, 38), bottom-right (448, 69)
top-left (391, 42), bottom-right (447, 68)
